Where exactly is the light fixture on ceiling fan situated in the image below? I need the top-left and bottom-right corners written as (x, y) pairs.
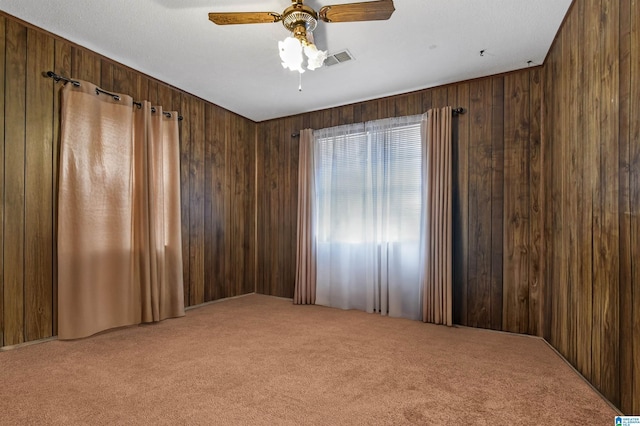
top-left (209, 0), bottom-right (395, 74)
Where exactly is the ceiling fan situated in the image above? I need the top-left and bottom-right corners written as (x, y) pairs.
top-left (208, 0), bottom-right (395, 73)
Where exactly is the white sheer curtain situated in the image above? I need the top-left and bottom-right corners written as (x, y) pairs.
top-left (314, 115), bottom-right (423, 320)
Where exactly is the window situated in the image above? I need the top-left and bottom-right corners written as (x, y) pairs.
top-left (313, 115), bottom-right (424, 320)
top-left (314, 116), bottom-right (422, 243)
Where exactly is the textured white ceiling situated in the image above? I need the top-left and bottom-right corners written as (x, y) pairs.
top-left (0, 0), bottom-right (572, 122)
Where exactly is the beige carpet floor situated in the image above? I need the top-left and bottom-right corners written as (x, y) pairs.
top-left (0, 293), bottom-right (617, 425)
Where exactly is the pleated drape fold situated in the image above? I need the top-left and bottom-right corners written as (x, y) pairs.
top-left (294, 129), bottom-right (317, 304)
top-left (58, 81), bottom-right (184, 340)
top-left (421, 106), bottom-right (453, 326)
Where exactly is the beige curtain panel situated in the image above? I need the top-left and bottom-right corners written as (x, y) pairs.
top-left (294, 129), bottom-right (317, 305)
top-left (58, 81), bottom-right (184, 340)
top-left (421, 106), bottom-right (453, 326)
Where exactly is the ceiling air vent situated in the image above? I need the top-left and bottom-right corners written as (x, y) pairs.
top-left (324, 50), bottom-right (354, 67)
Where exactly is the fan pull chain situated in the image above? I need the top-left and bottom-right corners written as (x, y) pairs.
top-left (299, 72), bottom-right (303, 92)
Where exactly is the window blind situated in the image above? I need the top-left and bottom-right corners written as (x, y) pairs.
top-left (314, 115), bottom-right (423, 243)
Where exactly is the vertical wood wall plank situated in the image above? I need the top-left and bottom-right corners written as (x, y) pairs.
top-left (421, 90), bottom-right (433, 115)
top-left (308, 109), bottom-right (322, 130)
top-left (330, 106), bottom-right (340, 126)
top-left (502, 72), bottom-right (530, 334)
top-left (3, 20), bottom-right (27, 346)
top-left (490, 76), bottom-right (504, 331)
top-left (179, 94), bottom-right (191, 306)
top-left (227, 113), bottom-right (253, 296)
top-left (225, 112), bottom-right (234, 297)
top-left (360, 101), bottom-right (378, 123)
top-left (630, 0), bottom-right (640, 414)
top-left (244, 117), bottom-right (256, 295)
top-left (393, 96), bottom-right (408, 118)
top-left (621, 0), bottom-right (640, 415)
top-left (599, 0), bottom-right (620, 406)
top-left (562, 12), bottom-right (578, 366)
top-left (112, 65), bottom-right (138, 99)
top-left (452, 83), bottom-right (470, 326)
top-left (147, 80), bottom-right (158, 104)
top-left (466, 79), bottom-right (492, 329)
top-left (406, 92), bottom-right (421, 116)
top-left (431, 86), bottom-right (448, 109)
top-left (556, 15), bottom-right (571, 362)
top-left (224, 111), bottom-right (234, 297)
top-left (255, 123), bottom-right (264, 294)
top-left (541, 45), bottom-right (554, 343)
top-left (260, 117), bottom-right (271, 292)
top-left (575, 0), bottom-right (594, 381)
top-left (137, 77), bottom-right (150, 102)
top-left (550, 18), bottom-right (567, 358)
top-left (24, 28), bottom-right (54, 341)
top-left (204, 104), bottom-right (225, 301)
top-left (100, 59), bottom-right (114, 91)
top-left (528, 68), bottom-right (543, 336)
top-left (0, 15), bottom-right (5, 347)
top-left (269, 119), bottom-right (283, 295)
top-left (618, 0), bottom-right (633, 413)
top-left (51, 39), bottom-right (71, 337)
top-left (156, 84), bottom-right (173, 112)
top-left (274, 118), bottom-right (286, 297)
top-left (245, 119), bottom-right (257, 295)
top-left (376, 98), bottom-right (388, 120)
top-left (340, 105), bottom-right (354, 126)
top-left (189, 97), bottom-right (205, 306)
top-left (291, 116), bottom-right (301, 294)
top-left (255, 122), bottom-right (265, 295)
top-left (586, 0), bottom-right (604, 394)
top-left (587, 0), bottom-right (621, 404)
top-left (283, 117), bottom-right (294, 296)
top-left (71, 47), bottom-right (100, 82)
top-left (447, 87), bottom-right (457, 113)
top-left (277, 118), bottom-right (289, 296)
top-left (171, 90), bottom-right (181, 121)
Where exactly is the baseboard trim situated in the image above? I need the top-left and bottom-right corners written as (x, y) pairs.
top-left (540, 338), bottom-right (623, 416)
top-left (184, 292), bottom-right (257, 311)
top-left (0, 336), bottom-right (58, 352)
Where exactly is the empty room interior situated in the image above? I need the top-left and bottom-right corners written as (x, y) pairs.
top-left (0, 0), bottom-right (638, 423)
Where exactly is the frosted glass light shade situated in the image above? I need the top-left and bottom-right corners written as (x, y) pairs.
top-left (304, 43), bottom-right (328, 71)
top-left (279, 36), bottom-right (305, 73)
top-left (278, 35), bottom-right (327, 73)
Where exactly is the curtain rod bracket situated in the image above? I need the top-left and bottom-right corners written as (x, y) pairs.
top-left (45, 71), bottom-right (80, 87)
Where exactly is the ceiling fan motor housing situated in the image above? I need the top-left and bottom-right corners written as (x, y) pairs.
top-left (282, 3), bottom-right (318, 37)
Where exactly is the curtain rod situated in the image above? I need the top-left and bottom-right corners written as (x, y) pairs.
top-left (45, 71), bottom-right (184, 121)
top-left (291, 107), bottom-right (466, 138)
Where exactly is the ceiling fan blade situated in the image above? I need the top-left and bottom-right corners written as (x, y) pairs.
top-left (319, 0), bottom-right (395, 23)
top-left (208, 12), bottom-right (282, 25)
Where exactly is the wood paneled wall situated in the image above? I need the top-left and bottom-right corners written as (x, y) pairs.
top-left (256, 69), bottom-right (545, 336)
top-left (542, 0), bottom-right (639, 414)
top-left (255, 0), bottom-right (639, 414)
top-left (3, 0), bottom-right (639, 415)
top-left (0, 13), bottom-right (256, 348)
